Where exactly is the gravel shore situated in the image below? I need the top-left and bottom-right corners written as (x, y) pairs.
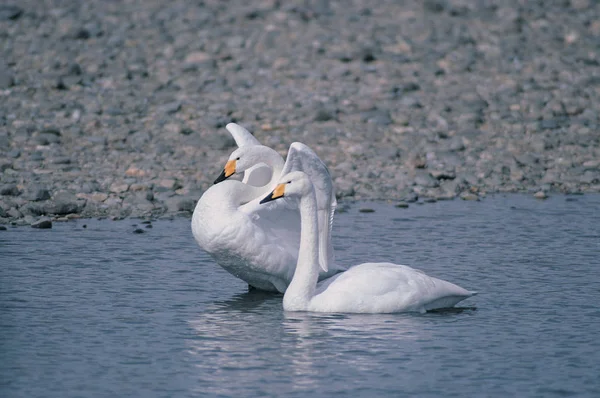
top-left (1, 0), bottom-right (599, 226)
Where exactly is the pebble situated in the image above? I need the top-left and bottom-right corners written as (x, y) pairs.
top-left (110, 183), bottom-right (129, 194)
top-left (534, 191), bottom-right (548, 200)
top-left (0, 1), bottom-right (597, 226)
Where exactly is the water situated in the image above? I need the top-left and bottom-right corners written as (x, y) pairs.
top-left (1, 194), bottom-right (600, 397)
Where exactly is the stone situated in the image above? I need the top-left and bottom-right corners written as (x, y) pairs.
top-left (44, 192), bottom-right (82, 215)
top-left (0, 65), bottom-right (14, 88)
top-left (31, 219), bottom-right (52, 229)
top-left (0, 5), bottom-right (23, 21)
top-left (26, 186), bottom-right (51, 201)
top-left (110, 183), bottom-right (129, 194)
top-left (533, 191), bottom-right (548, 200)
top-left (0, 162), bottom-right (13, 172)
top-left (0, 184), bottom-right (20, 196)
top-left (430, 170), bottom-right (456, 180)
top-left (125, 167), bottom-right (146, 177)
top-left (460, 192), bottom-right (479, 201)
top-left (414, 171), bottom-right (439, 188)
top-left (360, 109), bottom-right (393, 126)
top-left (159, 102), bottom-right (181, 114)
top-left (177, 198), bottom-right (197, 212)
top-left (395, 202), bottom-right (409, 208)
top-left (314, 108), bottom-right (335, 122)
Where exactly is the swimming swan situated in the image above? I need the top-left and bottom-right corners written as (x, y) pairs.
top-left (260, 171), bottom-right (477, 313)
top-left (191, 125), bottom-right (343, 292)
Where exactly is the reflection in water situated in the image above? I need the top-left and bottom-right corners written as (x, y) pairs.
top-left (187, 290), bottom-right (283, 396)
top-left (281, 312), bottom-right (430, 390)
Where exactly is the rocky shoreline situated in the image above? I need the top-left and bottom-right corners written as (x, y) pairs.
top-left (1, 0), bottom-right (599, 227)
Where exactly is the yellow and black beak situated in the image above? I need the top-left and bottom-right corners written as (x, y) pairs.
top-left (214, 159), bottom-right (237, 184)
top-left (260, 183), bottom-right (286, 204)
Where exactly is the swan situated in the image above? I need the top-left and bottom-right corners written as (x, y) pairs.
top-left (260, 171), bottom-right (477, 313)
top-left (191, 124), bottom-right (344, 292)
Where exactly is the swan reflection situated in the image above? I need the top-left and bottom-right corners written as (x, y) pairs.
top-left (187, 292), bottom-right (475, 394)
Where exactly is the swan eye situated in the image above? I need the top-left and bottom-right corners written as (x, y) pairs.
top-left (287, 180), bottom-right (292, 184)
top-left (236, 157), bottom-right (240, 160)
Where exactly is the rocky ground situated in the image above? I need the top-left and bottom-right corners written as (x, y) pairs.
top-left (1, 0), bottom-right (599, 227)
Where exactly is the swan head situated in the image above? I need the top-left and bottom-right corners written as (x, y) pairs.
top-left (214, 145), bottom-right (280, 185)
top-left (259, 171), bottom-right (312, 204)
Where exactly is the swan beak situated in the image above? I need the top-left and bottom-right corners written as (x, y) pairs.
top-left (214, 160), bottom-right (237, 184)
top-left (260, 183), bottom-right (285, 204)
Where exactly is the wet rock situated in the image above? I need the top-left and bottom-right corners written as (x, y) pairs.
top-left (359, 208), bottom-right (375, 213)
top-left (31, 218), bottom-right (52, 229)
top-left (534, 191), bottom-right (548, 200)
top-left (133, 228), bottom-right (145, 234)
top-left (395, 202), bottom-right (409, 208)
top-left (401, 192), bottom-right (419, 203)
top-left (460, 192), bottom-right (479, 201)
top-left (0, 225), bottom-right (7, 231)
top-left (0, 184), bottom-right (20, 196)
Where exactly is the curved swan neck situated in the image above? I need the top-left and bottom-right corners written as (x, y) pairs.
top-left (219, 181), bottom-right (266, 208)
top-left (285, 186), bottom-right (320, 308)
top-left (264, 148), bottom-right (285, 187)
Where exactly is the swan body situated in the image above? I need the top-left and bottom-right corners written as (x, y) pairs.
top-left (192, 123), bottom-right (344, 292)
top-left (260, 171), bottom-right (477, 313)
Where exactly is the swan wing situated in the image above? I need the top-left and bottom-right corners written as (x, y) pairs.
top-left (281, 142), bottom-right (337, 273)
top-left (225, 123), bottom-right (272, 186)
top-left (315, 263), bottom-right (475, 313)
top-left (225, 123), bottom-right (261, 147)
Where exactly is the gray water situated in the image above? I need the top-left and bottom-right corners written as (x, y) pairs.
top-left (1, 194), bottom-right (600, 397)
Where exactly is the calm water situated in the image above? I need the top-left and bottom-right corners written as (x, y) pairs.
top-left (1, 194), bottom-right (600, 397)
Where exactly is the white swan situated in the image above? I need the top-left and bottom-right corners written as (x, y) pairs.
top-left (260, 171), bottom-right (477, 313)
top-left (192, 124), bottom-right (344, 292)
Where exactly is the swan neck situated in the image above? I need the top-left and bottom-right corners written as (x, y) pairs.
top-left (286, 187), bottom-right (320, 306)
top-left (267, 151), bottom-right (285, 187)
